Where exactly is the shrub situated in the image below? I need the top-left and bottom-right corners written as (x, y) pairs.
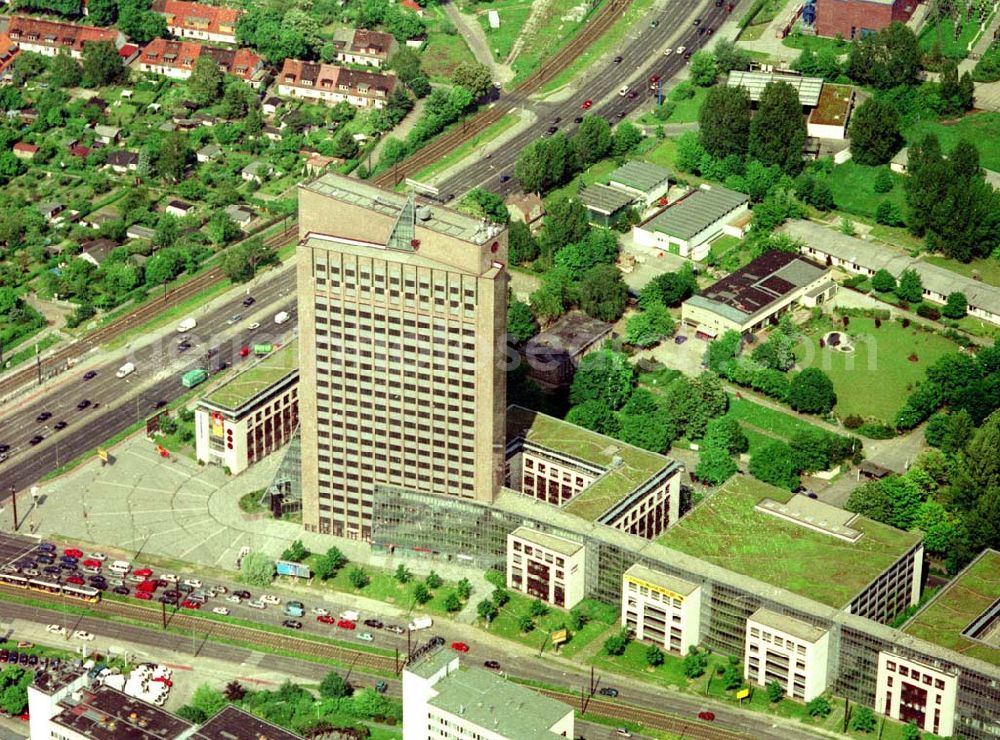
top-left (603, 629), bottom-right (631, 656)
top-left (857, 422), bottom-right (896, 439)
top-left (916, 303), bottom-right (941, 321)
top-left (843, 414), bottom-right (864, 429)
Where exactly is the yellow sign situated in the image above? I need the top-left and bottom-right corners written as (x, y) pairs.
top-left (211, 411), bottom-right (224, 437)
top-left (736, 688), bottom-right (750, 700)
top-left (97, 448), bottom-right (109, 462)
top-left (551, 629), bottom-right (568, 645)
top-left (624, 574), bottom-right (686, 603)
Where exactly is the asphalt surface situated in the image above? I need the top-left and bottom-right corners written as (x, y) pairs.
top-left (0, 268), bottom-right (297, 495)
top-left (436, 0), bottom-right (734, 200)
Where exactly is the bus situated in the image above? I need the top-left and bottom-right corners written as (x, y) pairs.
top-left (181, 368), bottom-right (209, 388)
top-left (253, 344), bottom-right (273, 356)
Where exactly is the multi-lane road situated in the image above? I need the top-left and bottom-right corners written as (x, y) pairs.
top-left (0, 267), bottom-right (297, 494)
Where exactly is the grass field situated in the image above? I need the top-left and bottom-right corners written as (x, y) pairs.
top-left (421, 31), bottom-right (478, 82)
top-left (905, 112), bottom-right (1000, 171)
top-left (723, 396), bottom-right (831, 450)
top-left (638, 86), bottom-right (709, 125)
top-left (795, 316), bottom-right (959, 422)
top-left (312, 562), bottom-right (473, 618)
top-left (782, 32), bottom-right (849, 53)
top-left (918, 3), bottom-right (989, 59)
top-left (486, 595), bottom-right (617, 656)
top-left (476, 0), bottom-right (533, 63)
top-left (823, 162), bottom-right (909, 222)
top-left (511, 0), bottom-right (600, 85)
top-left (921, 253), bottom-right (1000, 287)
top-left (658, 476), bottom-right (921, 608)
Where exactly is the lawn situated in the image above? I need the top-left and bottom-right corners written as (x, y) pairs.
top-left (658, 476), bottom-right (921, 609)
top-left (921, 253), bottom-right (1000, 288)
top-left (409, 112), bottom-right (520, 182)
top-left (724, 396), bottom-right (832, 442)
top-left (795, 316), bottom-right (960, 422)
top-left (314, 562), bottom-right (473, 618)
top-left (421, 32), bottom-right (478, 82)
top-left (782, 32), bottom-right (850, 53)
top-left (822, 161), bottom-right (908, 221)
top-left (918, 3), bottom-right (989, 59)
top-left (486, 595), bottom-right (618, 657)
top-left (538, 0), bottom-right (658, 93)
top-left (510, 0), bottom-right (601, 85)
top-left (638, 86), bottom-right (709, 125)
top-left (476, 0), bottom-right (533, 63)
top-left (905, 111), bottom-right (1000, 171)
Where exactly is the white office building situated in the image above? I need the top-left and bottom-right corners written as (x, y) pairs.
top-left (745, 608), bottom-right (830, 701)
top-left (622, 563), bottom-right (701, 655)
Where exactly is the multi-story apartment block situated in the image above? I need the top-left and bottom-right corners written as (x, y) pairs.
top-left (507, 526), bottom-right (585, 609)
top-left (745, 608), bottom-right (831, 701)
top-left (296, 174), bottom-right (508, 541)
top-left (7, 17), bottom-right (122, 59)
top-left (151, 0), bottom-right (243, 44)
top-left (622, 563), bottom-right (701, 655)
top-left (402, 651), bottom-right (574, 740)
top-left (138, 39), bottom-right (264, 86)
top-left (194, 341), bottom-right (299, 475)
top-left (330, 28), bottom-right (397, 67)
top-left (277, 59), bottom-right (397, 109)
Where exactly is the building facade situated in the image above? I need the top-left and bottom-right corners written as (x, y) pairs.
top-left (7, 17), bottom-right (121, 59)
top-left (138, 39), bottom-right (264, 86)
top-left (875, 652), bottom-right (958, 736)
top-left (151, 0), bottom-right (242, 44)
top-left (622, 563), bottom-right (701, 655)
top-left (507, 526), bottom-right (586, 609)
top-left (745, 608), bottom-right (831, 701)
top-left (814, 0), bottom-right (916, 40)
top-left (297, 174), bottom-right (508, 540)
top-left (278, 59), bottom-right (398, 109)
top-left (331, 28), bottom-right (397, 67)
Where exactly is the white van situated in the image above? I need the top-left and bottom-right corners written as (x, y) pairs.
top-left (408, 616), bottom-right (433, 631)
top-left (339, 610), bottom-right (360, 622)
top-left (109, 560), bottom-right (131, 575)
top-left (274, 311), bottom-right (290, 325)
top-left (115, 362), bottom-right (135, 379)
top-left (176, 318), bottom-right (197, 333)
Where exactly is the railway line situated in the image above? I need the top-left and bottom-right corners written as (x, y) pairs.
top-left (0, 220), bottom-right (298, 403)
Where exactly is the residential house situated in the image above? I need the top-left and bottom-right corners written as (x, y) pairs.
top-left (0, 34), bottom-right (21, 79)
top-left (304, 152), bottom-right (337, 175)
top-left (263, 125), bottom-right (283, 141)
top-left (225, 204), bottom-right (254, 228)
top-left (6, 17), bottom-right (123, 59)
top-left (68, 144), bottom-right (90, 159)
top-left (262, 96), bottom-right (282, 116)
top-left (81, 207), bottom-right (120, 229)
top-left (277, 59), bottom-right (398, 110)
top-left (194, 113), bottom-right (218, 127)
top-left (165, 200), bottom-right (195, 218)
top-left (196, 143), bottom-right (221, 163)
top-left (400, 0), bottom-right (424, 15)
top-left (504, 192), bottom-right (545, 232)
top-left (151, 0), bottom-right (243, 44)
top-left (330, 28), bottom-right (397, 68)
top-left (138, 39), bottom-right (265, 87)
top-left (93, 125), bottom-right (121, 145)
top-left (38, 202), bottom-right (64, 222)
top-left (12, 142), bottom-right (38, 160)
top-left (241, 160), bottom-right (270, 183)
top-left (79, 238), bottom-right (119, 268)
top-left (105, 151), bottom-right (139, 173)
top-left (118, 43), bottom-right (140, 64)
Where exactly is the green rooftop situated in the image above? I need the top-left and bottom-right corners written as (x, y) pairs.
top-left (507, 406), bottom-right (672, 522)
top-left (657, 476), bottom-right (921, 609)
top-left (904, 550), bottom-right (1000, 668)
top-left (205, 339), bottom-right (298, 411)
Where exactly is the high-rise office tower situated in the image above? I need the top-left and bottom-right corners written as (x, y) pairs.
top-left (297, 174), bottom-right (508, 540)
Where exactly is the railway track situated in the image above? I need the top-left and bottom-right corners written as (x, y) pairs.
top-left (372, 0), bottom-right (633, 189)
top-left (0, 222), bottom-right (298, 402)
top-left (538, 690), bottom-right (752, 740)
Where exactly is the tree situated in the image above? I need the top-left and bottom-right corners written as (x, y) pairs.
top-left (207, 210), bottom-right (241, 247)
top-left (624, 304), bottom-right (675, 347)
top-left (491, 587), bottom-right (510, 607)
top-left (189, 55), bottom-right (225, 106)
top-left (425, 570), bottom-right (443, 589)
top-left (705, 330), bottom-right (743, 373)
top-left (618, 411), bottom-right (671, 452)
top-left (517, 614), bottom-right (535, 633)
top-left (452, 62), bottom-right (493, 99)
top-left (223, 681), bottom-right (246, 702)
top-left (683, 647), bottom-right (708, 678)
top-left (849, 97), bottom-right (902, 166)
top-left (943, 291), bottom-right (968, 319)
top-left (788, 368), bottom-right (836, 414)
top-left (902, 722), bottom-right (922, 740)
top-left (569, 349), bottom-right (635, 409)
top-left (566, 400), bottom-right (621, 436)
top-left (331, 127), bottom-right (359, 159)
top-left (767, 680), bottom-right (785, 703)
top-left (87, 0), bottom-right (118, 24)
top-left (507, 299), bottom-right (538, 345)
top-left (477, 599), bottom-right (498, 623)
top-left (456, 577), bottom-right (472, 600)
top-left (871, 268), bottom-right (896, 293)
top-left (348, 567), bottom-right (369, 589)
top-left (389, 47), bottom-right (422, 83)
top-left (412, 582), bottom-right (431, 604)
top-left (698, 86), bottom-right (751, 160)
top-left (573, 115), bottom-right (613, 165)
top-left (696, 443), bottom-right (738, 485)
top-left (156, 133), bottom-right (190, 183)
top-left (81, 41), bottom-right (125, 88)
top-left (176, 705), bottom-right (207, 723)
top-left (394, 564), bottom-right (411, 583)
top-left (603, 629), bottom-right (631, 656)
top-left (639, 266), bottom-right (698, 308)
top-left (645, 644), bottom-right (665, 667)
top-left (749, 440), bottom-right (801, 490)
top-left (713, 38), bottom-right (751, 72)
top-left (444, 592), bottom-right (462, 612)
top-left (49, 52), bottom-right (81, 88)
top-left (118, 0), bottom-right (167, 43)
top-left (529, 598), bottom-right (549, 617)
top-left (850, 706), bottom-right (876, 733)
top-left (749, 82), bottom-right (806, 174)
top-left (239, 551), bottom-right (274, 586)
top-left (457, 187), bottom-right (508, 224)
top-left (689, 50), bottom-right (717, 86)
top-left (319, 671), bottom-right (353, 698)
top-left (704, 416), bottom-right (749, 455)
top-left (896, 268), bottom-right (923, 302)
top-left (721, 655), bottom-right (744, 690)
top-left (540, 197), bottom-right (589, 256)
top-left (847, 22), bottom-right (921, 89)
top-left (236, 6), bottom-right (309, 63)
top-left (806, 696), bottom-right (831, 718)
top-left (612, 121), bottom-right (643, 156)
top-left (280, 539), bottom-right (308, 562)
top-left (508, 221), bottom-right (539, 265)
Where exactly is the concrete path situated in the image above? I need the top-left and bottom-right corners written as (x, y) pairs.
top-left (443, 1), bottom-right (514, 84)
top-left (364, 97), bottom-right (426, 171)
top-left (960, 5), bottom-right (1000, 74)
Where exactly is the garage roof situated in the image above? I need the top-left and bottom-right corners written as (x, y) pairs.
top-left (727, 70), bottom-right (824, 107)
top-left (642, 185), bottom-right (748, 240)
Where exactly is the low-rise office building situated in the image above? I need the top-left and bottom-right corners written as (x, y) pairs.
top-left (508, 526), bottom-right (586, 608)
top-left (277, 59), bottom-right (398, 109)
top-left (728, 70), bottom-right (824, 108)
top-left (807, 84), bottom-right (854, 140)
top-left (195, 341), bottom-right (298, 475)
top-left (633, 185), bottom-right (749, 260)
top-left (622, 563), bottom-right (701, 654)
top-left (681, 251), bottom-right (835, 336)
top-left (745, 608), bottom-right (831, 701)
top-left (578, 183), bottom-right (635, 227)
top-left (48, 685), bottom-right (194, 740)
top-left (402, 651), bottom-right (574, 740)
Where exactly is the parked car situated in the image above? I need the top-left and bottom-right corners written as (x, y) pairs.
top-left (161, 573), bottom-right (178, 583)
top-left (46, 625), bottom-right (67, 636)
top-left (132, 567), bottom-right (153, 578)
top-left (317, 615), bottom-right (336, 624)
top-left (385, 625), bottom-right (405, 634)
top-left (357, 632), bottom-right (374, 642)
top-left (212, 607), bottom-right (230, 616)
top-left (181, 600), bottom-right (201, 609)
top-left (261, 594), bottom-right (281, 605)
top-left (113, 586), bottom-right (130, 596)
top-left (73, 631), bottom-right (94, 642)
top-left (234, 590), bottom-right (251, 600)
top-left (451, 642), bottom-right (470, 653)
top-left (484, 660), bottom-right (501, 670)
top-left (375, 681), bottom-right (388, 694)
top-left (697, 711), bottom-right (715, 721)
top-left (312, 608), bottom-right (330, 616)
top-left (183, 578), bottom-right (202, 588)
top-left (136, 591), bottom-right (152, 601)
top-left (226, 595), bottom-right (242, 604)
top-left (281, 620), bottom-right (303, 630)
top-left (247, 600), bottom-right (266, 609)
top-left (363, 619), bottom-right (384, 629)
top-left (337, 620), bottom-right (356, 630)
top-left (599, 687), bottom-right (620, 698)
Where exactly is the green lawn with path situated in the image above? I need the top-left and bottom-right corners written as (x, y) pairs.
top-left (421, 32), bottom-right (478, 82)
top-left (795, 316), bottom-right (959, 422)
top-left (484, 595), bottom-right (618, 657)
top-left (905, 112), bottom-right (1000, 170)
top-left (476, 0), bottom-right (533, 63)
top-left (723, 396), bottom-right (834, 451)
top-left (511, 0), bottom-right (602, 85)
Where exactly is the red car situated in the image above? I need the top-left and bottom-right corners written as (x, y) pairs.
top-left (182, 600), bottom-right (201, 609)
top-left (64, 548), bottom-right (83, 559)
top-left (137, 580), bottom-right (157, 592)
top-left (697, 711), bottom-right (715, 721)
top-left (581, 99), bottom-right (593, 109)
top-left (658, 196), bottom-right (669, 206)
top-left (337, 619), bottom-right (356, 630)
top-left (240, 346), bottom-right (251, 357)
top-left (133, 567), bottom-right (153, 578)
top-left (317, 615), bottom-right (336, 624)
top-left (66, 575), bottom-right (84, 585)
top-left (136, 591), bottom-right (153, 601)
top-left (451, 642), bottom-right (470, 653)
top-left (82, 559), bottom-right (102, 569)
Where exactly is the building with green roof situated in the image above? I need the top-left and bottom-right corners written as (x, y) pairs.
top-left (194, 340), bottom-right (299, 475)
